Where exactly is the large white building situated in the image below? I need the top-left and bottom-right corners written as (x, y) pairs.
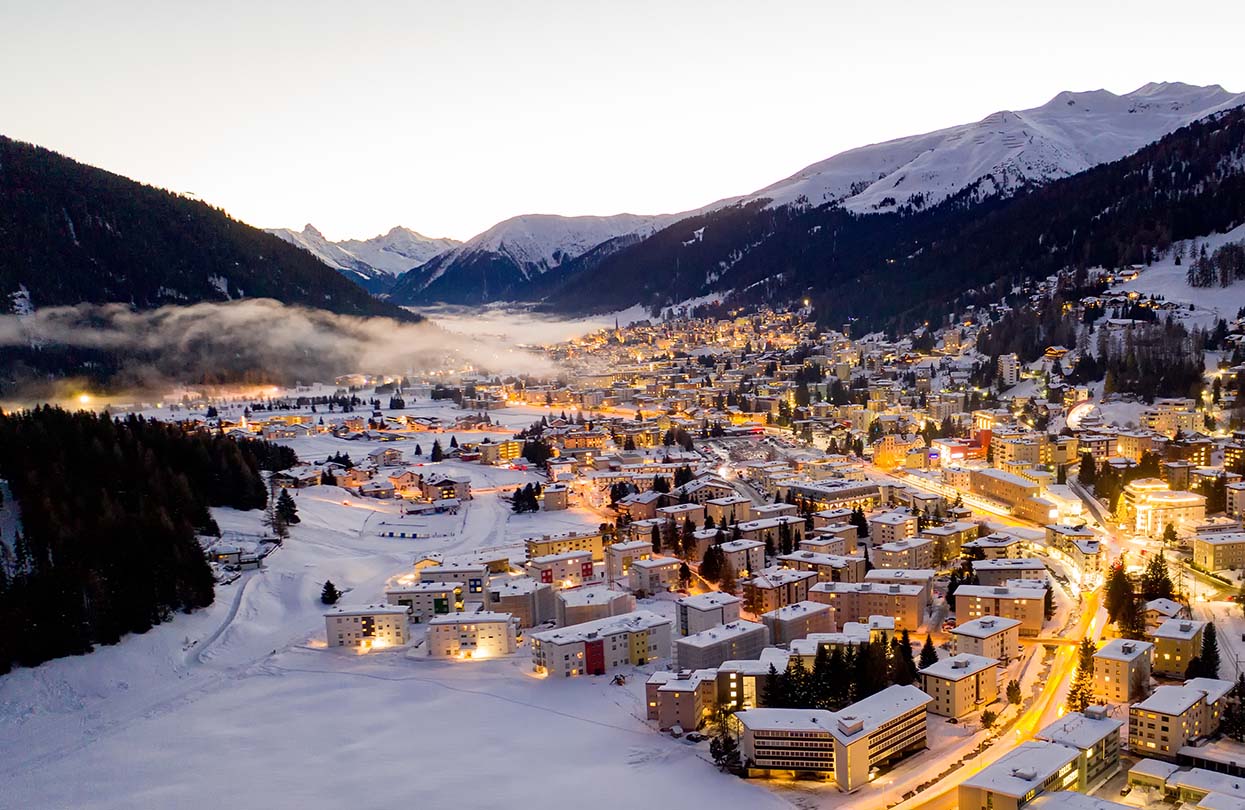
top-left (675, 620), bottom-right (770, 670)
top-left (531, 610), bottom-right (673, 678)
top-left (951, 615), bottom-right (1022, 661)
top-left (1093, 639), bottom-right (1153, 704)
top-left (384, 580), bottom-right (464, 622)
top-left (735, 684), bottom-right (933, 791)
top-left (426, 612), bottom-right (518, 658)
top-left (918, 653), bottom-right (1000, 718)
top-left (676, 592), bottom-right (742, 636)
top-left (324, 604), bottom-right (411, 650)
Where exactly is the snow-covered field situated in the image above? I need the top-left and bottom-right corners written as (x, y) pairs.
top-left (0, 398), bottom-right (798, 810)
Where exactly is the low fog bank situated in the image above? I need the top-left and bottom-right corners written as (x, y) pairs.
top-left (0, 299), bottom-right (566, 405)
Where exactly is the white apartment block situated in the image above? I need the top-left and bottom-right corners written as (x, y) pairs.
top-left (628, 556), bottom-right (683, 594)
top-left (736, 685), bottom-right (933, 792)
top-left (809, 581), bottom-right (927, 630)
top-left (760, 601), bottom-right (835, 645)
top-left (530, 610), bottom-right (673, 678)
top-left (426, 612), bottom-right (518, 659)
top-left (604, 540), bottom-right (652, 584)
top-left (955, 585), bottom-right (1046, 637)
top-left (677, 592), bottom-right (742, 636)
top-left (528, 549), bottom-right (597, 589)
top-left (971, 558), bottom-right (1047, 587)
top-left (384, 580), bottom-right (464, 622)
top-left (1093, 639), bottom-right (1153, 704)
top-left (869, 511), bottom-right (920, 545)
top-left (874, 537), bottom-right (934, 570)
top-left (919, 653), bottom-right (999, 718)
top-left (951, 615), bottom-right (1022, 661)
top-left (555, 585), bottom-right (635, 627)
top-left (324, 604), bottom-right (411, 650)
top-left (675, 620), bottom-right (770, 670)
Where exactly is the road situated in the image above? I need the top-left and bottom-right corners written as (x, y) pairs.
top-left (899, 586), bottom-right (1105, 810)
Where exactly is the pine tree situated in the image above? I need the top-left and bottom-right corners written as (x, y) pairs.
top-left (1066, 638), bottom-right (1096, 713)
top-left (321, 580), bottom-right (341, 605)
top-left (1140, 552), bottom-right (1175, 601)
top-left (1200, 623), bottom-right (1222, 678)
top-left (1006, 679), bottom-right (1022, 705)
top-left (1118, 595), bottom-right (1147, 640)
top-left (1105, 562), bottom-right (1134, 623)
top-left (430, 440), bottom-right (444, 462)
top-left (893, 628), bottom-right (918, 686)
top-left (919, 634), bottom-right (938, 669)
top-left (275, 489), bottom-right (300, 525)
top-left (650, 523), bottom-right (662, 554)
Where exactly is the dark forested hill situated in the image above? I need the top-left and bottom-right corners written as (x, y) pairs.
top-left (0, 407), bottom-right (296, 673)
top-left (0, 136), bottom-right (415, 320)
top-left (539, 104), bottom-right (1245, 332)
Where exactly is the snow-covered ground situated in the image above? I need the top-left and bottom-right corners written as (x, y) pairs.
top-left (0, 396), bottom-right (801, 810)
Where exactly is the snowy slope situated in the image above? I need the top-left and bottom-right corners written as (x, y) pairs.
top-left (419, 212), bottom-right (681, 286)
top-left (267, 224), bottom-right (460, 278)
top-left (744, 82), bottom-right (1245, 213)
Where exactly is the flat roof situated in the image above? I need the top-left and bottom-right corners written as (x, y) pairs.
top-left (1093, 638), bottom-right (1153, 662)
top-left (678, 592), bottom-right (742, 611)
top-left (952, 615), bottom-right (1022, 638)
top-left (919, 653), bottom-right (998, 680)
top-left (761, 600), bottom-right (832, 621)
top-left (961, 741), bottom-right (1079, 797)
top-left (1133, 685), bottom-right (1205, 715)
top-left (531, 610), bottom-right (671, 645)
top-left (1152, 618), bottom-right (1206, 640)
top-left (325, 603), bottom-right (410, 617)
top-left (972, 558), bottom-right (1047, 571)
top-left (676, 620), bottom-right (768, 648)
top-left (557, 586), bottom-right (631, 607)
top-left (385, 581), bottom-right (463, 594)
top-left (1037, 709), bottom-right (1123, 749)
top-left (428, 611), bottom-right (514, 625)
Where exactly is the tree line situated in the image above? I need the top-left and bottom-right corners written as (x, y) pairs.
top-left (0, 406), bottom-right (289, 673)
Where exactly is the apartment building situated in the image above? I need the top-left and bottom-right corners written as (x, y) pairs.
top-left (645, 668), bottom-right (718, 731)
top-left (963, 532), bottom-right (1027, 559)
top-left (809, 581), bottom-right (927, 630)
top-left (555, 586), bottom-right (635, 627)
top-left (760, 601), bottom-right (835, 645)
top-left (1128, 679), bottom-right (1233, 759)
top-left (528, 549), bottom-right (597, 589)
top-left (677, 592), bottom-right (742, 636)
top-left (675, 620), bottom-right (770, 670)
top-left (384, 580), bottom-right (464, 622)
top-left (1093, 639), bottom-right (1153, 705)
top-left (918, 653), bottom-right (999, 718)
top-left (799, 534), bottom-right (848, 557)
top-left (869, 511), bottom-right (920, 544)
top-left (972, 558), bottom-right (1047, 587)
top-left (628, 556), bottom-right (683, 594)
top-left (719, 539), bottom-right (766, 580)
top-left (1192, 531), bottom-right (1245, 571)
top-left (324, 604), bottom-right (411, 649)
top-left (736, 685), bottom-right (933, 791)
top-left (426, 612), bottom-right (518, 659)
top-left (951, 615), bottom-right (1022, 661)
top-left (777, 550), bottom-right (867, 583)
top-left (524, 530), bottom-right (606, 562)
top-left (486, 576), bottom-right (555, 628)
top-left (530, 610), bottom-right (673, 677)
top-left (604, 540), bottom-right (652, 584)
top-left (1150, 619), bottom-right (1206, 677)
top-left (875, 538), bottom-right (935, 570)
top-left (954, 585), bottom-right (1047, 637)
top-left (920, 521), bottom-right (979, 564)
top-left (743, 568), bottom-right (818, 614)
top-left (959, 741), bottom-right (1083, 810)
top-left (705, 495), bottom-right (754, 526)
top-left (1036, 707), bottom-right (1124, 789)
top-left (419, 563), bottom-right (488, 601)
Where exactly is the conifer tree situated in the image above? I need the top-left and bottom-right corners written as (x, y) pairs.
top-left (1066, 638), bottom-right (1097, 713)
top-left (1199, 623), bottom-right (1222, 678)
top-left (275, 489), bottom-right (300, 525)
top-left (919, 634), bottom-right (939, 669)
top-left (430, 440), bottom-right (444, 462)
top-left (320, 580), bottom-right (341, 605)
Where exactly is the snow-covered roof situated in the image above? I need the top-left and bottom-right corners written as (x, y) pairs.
top-left (1133, 685), bottom-right (1206, 716)
top-left (386, 580), bottom-right (463, 594)
top-left (864, 568), bottom-right (935, 583)
top-left (1093, 638), bottom-right (1153, 662)
top-left (1037, 708), bottom-right (1123, 750)
top-left (951, 615), bottom-right (1022, 639)
top-left (971, 558), bottom-right (1046, 571)
top-left (961, 741), bottom-right (1079, 798)
top-left (428, 611), bottom-right (514, 626)
top-left (530, 610), bottom-right (671, 645)
top-left (955, 585), bottom-right (1042, 600)
top-left (325, 603), bottom-right (410, 617)
top-left (529, 549), bottom-right (593, 565)
top-left (676, 620), bottom-right (767, 649)
top-left (919, 652), bottom-right (997, 681)
top-left (735, 684), bottom-right (931, 743)
top-left (1151, 618), bottom-right (1206, 640)
top-left (760, 600), bottom-right (832, 621)
top-left (556, 586), bottom-right (630, 608)
top-left (678, 592), bottom-right (741, 611)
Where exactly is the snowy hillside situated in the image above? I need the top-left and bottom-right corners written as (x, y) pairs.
top-left (420, 212), bottom-right (680, 285)
top-left (267, 224), bottom-right (461, 284)
top-left (743, 82), bottom-right (1245, 214)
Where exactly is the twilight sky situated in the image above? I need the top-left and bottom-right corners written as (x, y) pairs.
top-left (3, 0), bottom-right (1242, 242)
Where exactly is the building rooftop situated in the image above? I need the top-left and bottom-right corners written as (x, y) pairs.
top-left (556, 585), bottom-right (630, 607)
top-left (676, 620), bottom-right (768, 649)
top-left (961, 741), bottom-right (1080, 798)
top-left (428, 611), bottom-right (515, 625)
top-left (530, 610), bottom-right (671, 645)
top-left (1151, 618), bottom-right (1206, 640)
top-left (1093, 638), bottom-right (1153, 662)
top-left (952, 615), bottom-right (1022, 639)
top-left (761, 601), bottom-right (832, 621)
top-left (678, 592), bottom-right (742, 611)
top-left (1133, 685), bottom-right (1206, 715)
top-left (386, 580), bottom-right (463, 594)
top-left (919, 652), bottom-right (998, 681)
top-left (529, 549), bottom-right (594, 565)
top-left (324, 603), bottom-right (411, 617)
top-left (1037, 707), bottom-right (1123, 750)
top-left (971, 558), bottom-right (1047, 571)
top-left (735, 684), bottom-right (932, 743)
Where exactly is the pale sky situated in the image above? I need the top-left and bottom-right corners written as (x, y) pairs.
top-left (3, 0), bottom-right (1242, 242)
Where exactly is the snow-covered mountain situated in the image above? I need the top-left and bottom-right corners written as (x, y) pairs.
top-left (266, 224), bottom-right (460, 293)
top-left (389, 212), bottom-right (680, 304)
top-left (742, 82), bottom-right (1245, 214)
